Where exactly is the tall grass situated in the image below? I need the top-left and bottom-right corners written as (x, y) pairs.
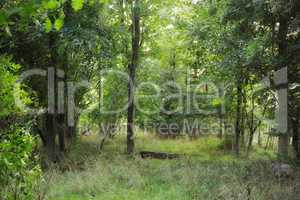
top-left (43, 134), bottom-right (300, 200)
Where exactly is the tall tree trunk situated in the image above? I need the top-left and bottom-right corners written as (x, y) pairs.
top-left (57, 0), bottom-right (74, 154)
top-left (44, 113), bottom-right (56, 162)
top-left (57, 57), bottom-right (67, 153)
top-left (218, 86), bottom-right (224, 139)
top-left (246, 83), bottom-right (255, 155)
top-left (58, 116), bottom-right (66, 153)
top-left (240, 92), bottom-right (246, 147)
top-left (258, 127), bottom-right (262, 147)
top-left (127, 0), bottom-right (141, 154)
top-left (235, 77), bottom-right (243, 156)
top-left (43, 32), bottom-right (59, 162)
top-left (277, 16), bottom-right (289, 159)
top-left (292, 115), bottom-right (300, 159)
top-left (98, 75), bottom-right (102, 135)
top-left (247, 132), bottom-right (254, 155)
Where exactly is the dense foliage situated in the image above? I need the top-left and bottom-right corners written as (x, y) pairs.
top-left (0, 0), bottom-right (299, 199)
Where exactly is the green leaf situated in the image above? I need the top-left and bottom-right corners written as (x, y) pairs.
top-left (0, 11), bottom-right (8, 26)
top-left (47, 0), bottom-right (59, 10)
top-left (44, 17), bottom-right (52, 33)
top-left (88, 0), bottom-right (96, 6)
top-left (5, 26), bottom-right (12, 37)
top-left (211, 98), bottom-right (222, 106)
top-left (72, 0), bottom-right (84, 11)
top-left (54, 17), bottom-right (64, 31)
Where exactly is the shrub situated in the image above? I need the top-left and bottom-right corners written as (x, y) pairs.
top-left (0, 127), bottom-right (42, 200)
top-left (0, 56), bottom-right (41, 199)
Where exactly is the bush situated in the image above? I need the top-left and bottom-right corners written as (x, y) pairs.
top-left (0, 56), bottom-right (41, 199)
top-left (0, 127), bottom-right (42, 200)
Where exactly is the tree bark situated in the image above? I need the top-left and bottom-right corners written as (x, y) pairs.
top-left (235, 77), bottom-right (243, 156)
top-left (127, 0), bottom-right (141, 154)
top-left (258, 127), bottom-right (262, 147)
top-left (246, 84), bottom-right (255, 155)
top-left (277, 16), bottom-right (289, 159)
top-left (44, 113), bottom-right (57, 162)
top-left (218, 86), bottom-right (224, 139)
top-left (240, 91), bottom-right (246, 147)
top-left (57, 116), bottom-right (66, 153)
top-left (43, 32), bottom-right (59, 162)
top-left (292, 115), bottom-right (300, 159)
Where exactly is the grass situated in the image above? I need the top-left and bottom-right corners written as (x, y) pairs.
top-left (42, 133), bottom-right (300, 200)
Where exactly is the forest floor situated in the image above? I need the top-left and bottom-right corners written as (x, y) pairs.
top-left (42, 133), bottom-right (300, 200)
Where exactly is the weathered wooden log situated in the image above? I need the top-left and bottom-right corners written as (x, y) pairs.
top-left (140, 151), bottom-right (180, 160)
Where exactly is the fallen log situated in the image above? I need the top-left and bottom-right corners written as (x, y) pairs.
top-left (140, 151), bottom-right (180, 160)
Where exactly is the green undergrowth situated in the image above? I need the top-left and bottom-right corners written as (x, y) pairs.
top-left (43, 134), bottom-right (299, 200)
